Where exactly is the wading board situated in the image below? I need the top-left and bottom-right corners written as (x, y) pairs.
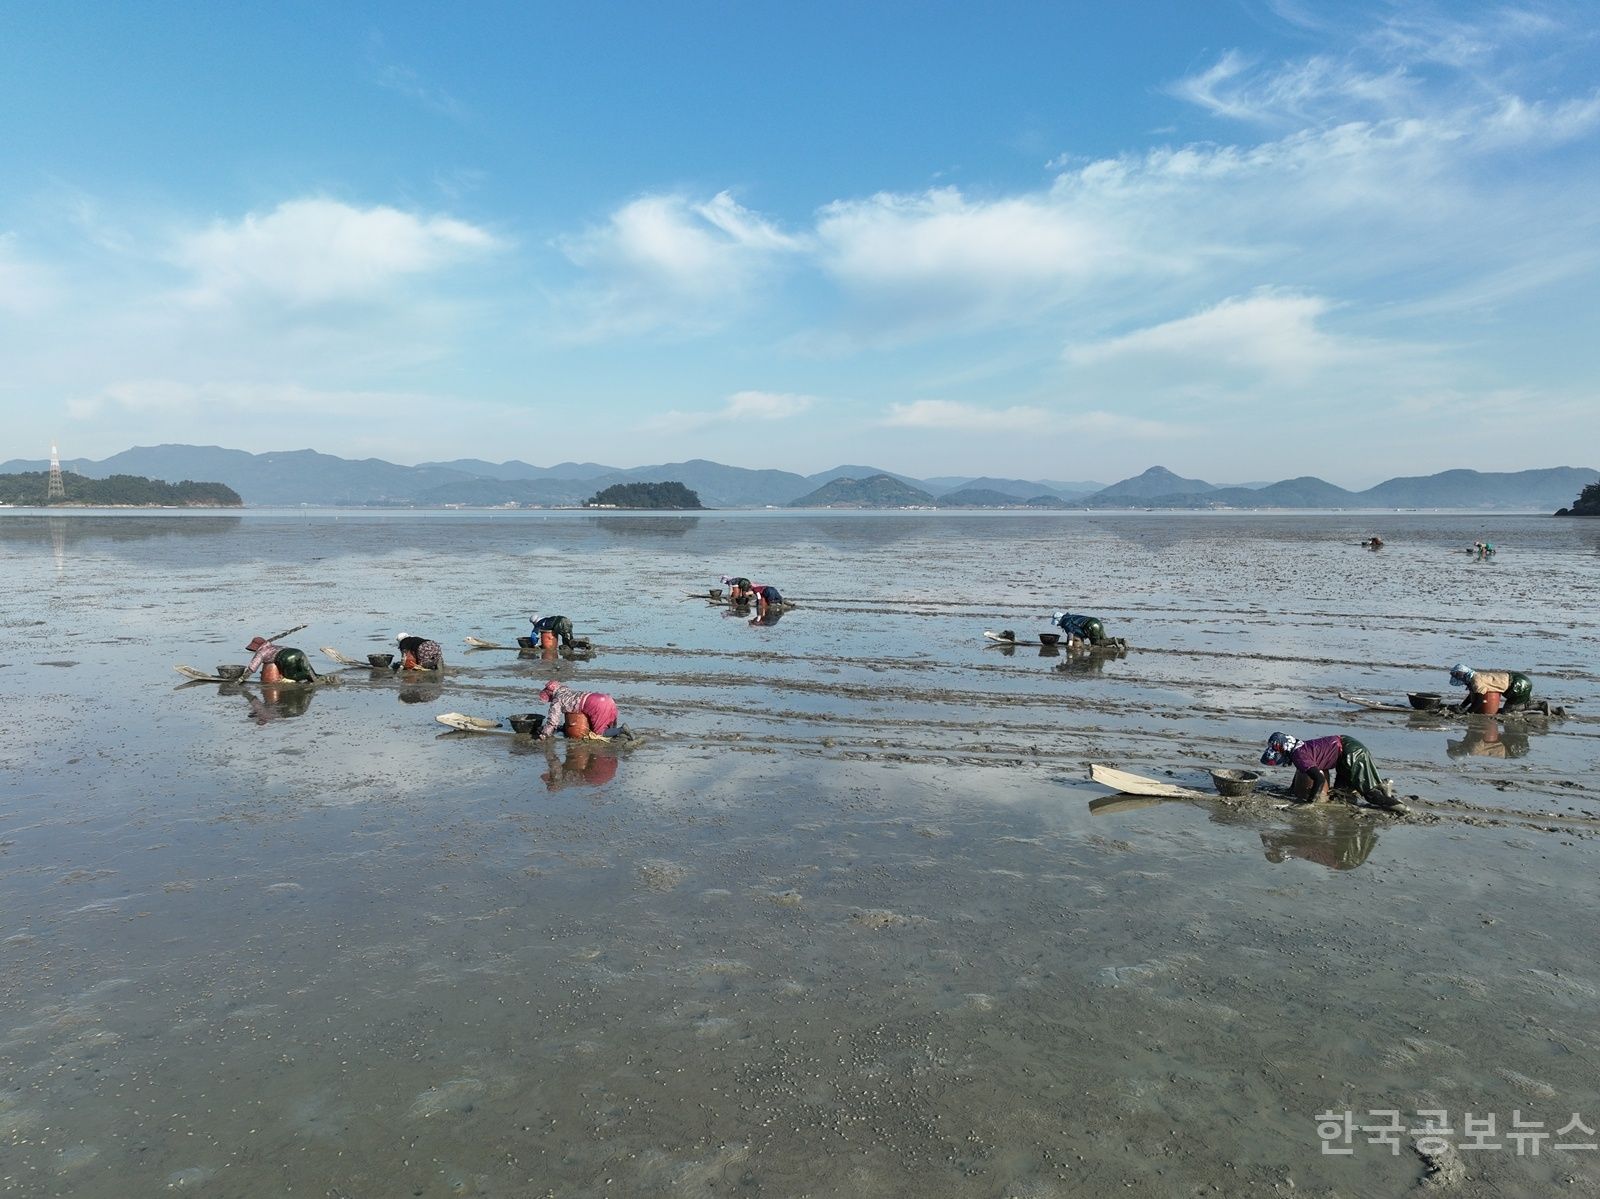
top-left (983, 630), bottom-right (1044, 646)
top-left (175, 664), bottom-right (335, 687)
top-left (435, 712), bottom-right (503, 732)
top-left (320, 647), bottom-right (368, 667)
top-left (1088, 763), bottom-right (1214, 800)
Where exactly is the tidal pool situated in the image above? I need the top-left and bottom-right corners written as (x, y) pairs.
top-left (0, 509), bottom-right (1596, 1196)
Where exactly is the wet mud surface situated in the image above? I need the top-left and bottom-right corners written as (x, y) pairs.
top-left (2, 509), bottom-right (1598, 1196)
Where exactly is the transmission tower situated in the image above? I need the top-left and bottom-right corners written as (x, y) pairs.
top-left (47, 442), bottom-right (65, 501)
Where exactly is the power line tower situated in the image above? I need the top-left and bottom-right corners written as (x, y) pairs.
top-left (47, 442), bottom-right (65, 502)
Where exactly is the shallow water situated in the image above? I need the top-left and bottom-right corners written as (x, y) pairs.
top-left (1, 509), bottom-right (1598, 1196)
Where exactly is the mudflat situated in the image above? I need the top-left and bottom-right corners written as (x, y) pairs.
top-left (1, 509), bottom-right (1596, 1196)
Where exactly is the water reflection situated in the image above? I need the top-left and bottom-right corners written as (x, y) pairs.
top-left (241, 683), bottom-right (317, 723)
top-left (589, 515), bottom-right (700, 538)
top-left (537, 740), bottom-right (621, 790)
top-left (1447, 722), bottom-right (1532, 759)
top-left (1053, 647), bottom-right (1126, 674)
top-left (1258, 818), bottom-right (1380, 871)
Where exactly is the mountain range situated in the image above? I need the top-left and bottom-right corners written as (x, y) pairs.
top-left (2, 446), bottom-right (1592, 511)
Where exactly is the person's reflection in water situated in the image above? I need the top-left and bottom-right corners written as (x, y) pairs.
top-left (540, 741), bottom-right (620, 791)
top-left (1259, 816), bottom-right (1380, 872)
top-left (749, 607), bottom-right (784, 628)
top-left (398, 679), bottom-right (445, 705)
top-left (244, 683), bottom-right (316, 725)
top-left (1447, 722), bottom-right (1531, 760)
top-left (1054, 648), bottom-right (1114, 674)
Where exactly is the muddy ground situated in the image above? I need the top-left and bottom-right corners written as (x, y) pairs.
top-left (1, 509), bottom-right (1597, 1197)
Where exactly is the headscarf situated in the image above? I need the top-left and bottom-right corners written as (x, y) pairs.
top-left (1260, 731), bottom-right (1302, 766)
top-left (719, 575), bottom-right (732, 585)
top-left (540, 680), bottom-right (561, 701)
top-left (528, 614), bottom-right (542, 626)
top-left (1052, 611), bottom-right (1066, 625)
top-left (1449, 663), bottom-right (1473, 687)
top-left (246, 636), bottom-right (267, 651)
top-left (395, 632), bottom-right (411, 644)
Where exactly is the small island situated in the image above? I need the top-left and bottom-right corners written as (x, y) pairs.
top-left (585, 481), bottom-right (704, 509)
top-left (0, 471), bottom-right (243, 507)
top-left (1555, 481), bottom-right (1600, 517)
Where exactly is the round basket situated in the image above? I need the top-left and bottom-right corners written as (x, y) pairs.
top-left (1210, 768), bottom-right (1260, 798)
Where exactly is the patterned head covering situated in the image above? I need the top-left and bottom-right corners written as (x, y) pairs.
top-left (1449, 664), bottom-right (1473, 687)
top-left (246, 636), bottom-right (267, 651)
top-left (540, 680), bottom-right (560, 701)
top-left (1260, 731), bottom-right (1302, 766)
top-left (719, 576), bottom-right (733, 585)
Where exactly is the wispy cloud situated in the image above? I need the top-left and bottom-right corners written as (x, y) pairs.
top-left (0, 234), bottom-right (58, 313)
top-left (644, 389), bottom-right (815, 432)
top-left (1067, 289), bottom-right (1349, 380)
top-left (555, 191), bottom-right (802, 338)
top-left (879, 400), bottom-right (1047, 431)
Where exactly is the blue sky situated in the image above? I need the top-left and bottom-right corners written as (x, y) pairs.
top-left (1, 1), bottom-right (1596, 485)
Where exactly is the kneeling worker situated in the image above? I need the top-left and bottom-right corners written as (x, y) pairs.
top-left (1448, 664), bottom-right (1560, 715)
top-left (395, 633), bottom-right (443, 671)
top-left (529, 614), bottom-right (576, 649)
top-left (535, 680), bottom-right (632, 741)
top-left (241, 635), bottom-right (318, 684)
top-left (1260, 731), bottom-right (1402, 810)
top-left (1052, 611), bottom-right (1111, 646)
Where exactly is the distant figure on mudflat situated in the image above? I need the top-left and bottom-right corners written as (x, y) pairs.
top-left (528, 614), bottom-right (576, 648)
top-left (1259, 731), bottom-right (1402, 810)
top-left (1448, 664), bottom-right (1561, 716)
top-left (729, 580), bottom-right (784, 614)
top-left (1052, 611), bottom-right (1112, 646)
top-left (395, 633), bottom-right (443, 671)
top-left (241, 635), bottom-right (318, 684)
top-left (719, 575), bottom-right (752, 596)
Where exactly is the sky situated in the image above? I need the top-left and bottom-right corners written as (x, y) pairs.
top-left (1, 1), bottom-right (1596, 486)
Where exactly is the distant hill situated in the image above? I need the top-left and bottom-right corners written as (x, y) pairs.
top-left (587, 480), bottom-right (703, 509)
top-left (789, 474), bottom-right (935, 508)
top-left (937, 488), bottom-right (1071, 508)
top-left (1356, 467), bottom-right (1597, 510)
top-left (1091, 466), bottom-right (1216, 502)
top-left (931, 476), bottom-right (1077, 500)
top-left (0, 470), bottom-right (241, 507)
top-left (3, 445), bottom-right (1589, 510)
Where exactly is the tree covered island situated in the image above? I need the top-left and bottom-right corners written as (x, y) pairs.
top-left (585, 481), bottom-right (704, 509)
top-left (0, 471), bottom-right (244, 507)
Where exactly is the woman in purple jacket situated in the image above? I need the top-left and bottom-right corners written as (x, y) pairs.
top-left (1260, 732), bottom-right (1401, 809)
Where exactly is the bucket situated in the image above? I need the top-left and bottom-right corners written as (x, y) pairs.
top-left (1473, 691), bottom-right (1503, 716)
top-left (509, 713), bottom-right (545, 736)
top-left (368, 652), bottom-right (395, 668)
top-left (1407, 692), bottom-right (1442, 710)
top-left (565, 711), bottom-right (591, 739)
top-left (1039, 632), bottom-right (1061, 645)
top-left (261, 662), bottom-right (282, 684)
top-left (216, 664), bottom-right (246, 680)
top-left (540, 630), bottom-right (558, 649)
top-left (516, 636), bottom-right (535, 649)
top-left (709, 588), bottom-right (723, 600)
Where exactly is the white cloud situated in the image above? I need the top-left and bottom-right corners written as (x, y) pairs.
top-left (555, 191), bottom-right (801, 337)
top-left (1067, 289), bottom-right (1347, 380)
top-left (643, 389), bottom-right (815, 432)
top-left (174, 198), bottom-right (500, 307)
top-left (879, 400), bottom-right (1047, 431)
top-left (65, 379), bottom-right (441, 422)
